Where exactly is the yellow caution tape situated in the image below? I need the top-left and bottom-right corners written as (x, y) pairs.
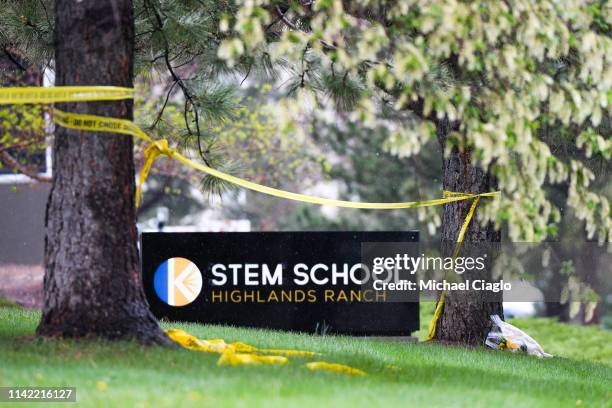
top-left (53, 108), bottom-right (148, 140)
top-left (165, 329), bottom-right (316, 367)
top-left (426, 195), bottom-right (481, 341)
top-left (217, 352), bottom-right (288, 366)
top-left (1, 86), bottom-right (499, 211)
top-left (165, 329), bottom-right (230, 352)
top-left (166, 329), bottom-right (362, 371)
top-left (167, 327), bottom-right (363, 371)
top-left (0, 86), bottom-right (133, 104)
top-left (52, 108), bottom-right (499, 210)
top-left (426, 291), bottom-right (446, 341)
top-left (306, 361), bottom-right (367, 376)
top-left (165, 329), bottom-right (317, 356)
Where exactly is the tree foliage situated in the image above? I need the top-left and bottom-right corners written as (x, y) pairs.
top-left (1, 0), bottom-right (609, 244)
top-left (1, 0), bottom-right (329, 197)
top-left (220, 0), bottom-right (611, 243)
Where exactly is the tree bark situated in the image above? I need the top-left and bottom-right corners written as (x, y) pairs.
top-left (36, 0), bottom-right (170, 344)
top-left (433, 119), bottom-right (503, 346)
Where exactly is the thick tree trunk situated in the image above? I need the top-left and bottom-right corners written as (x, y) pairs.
top-left (36, 0), bottom-right (170, 344)
top-left (433, 119), bottom-right (503, 346)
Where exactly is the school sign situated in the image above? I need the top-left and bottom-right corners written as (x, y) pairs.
top-left (142, 231), bottom-right (419, 336)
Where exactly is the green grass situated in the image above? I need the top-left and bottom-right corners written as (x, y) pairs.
top-left (508, 317), bottom-right (612, 366)
top-left (0, 307), bottom-right (610, 408)
top-left (416, 301), bottom-right (612, 366)
top-left (0, 297), bottom-right (19, 308)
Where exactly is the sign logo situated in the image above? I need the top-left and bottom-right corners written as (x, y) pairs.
top-left (153, 257), bottom-right (203, 306)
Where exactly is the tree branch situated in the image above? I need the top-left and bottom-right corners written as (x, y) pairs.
top-left (3, 48), bottom-right (27, 71)
top-left (144, 0), bottom-right (212, 167)
top-left (0, 150), bottom-right (51, 182)
top-left (149, 79), bottom-right (178, 129)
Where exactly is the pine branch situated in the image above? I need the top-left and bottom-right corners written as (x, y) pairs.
top-left (3, 47), bottom-right (27, 71)
top-left (149, 79), bottom-right (178, 129)
top-left (143, 0), bottom-right (211, 167)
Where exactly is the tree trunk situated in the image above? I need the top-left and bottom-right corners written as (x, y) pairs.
top-left (433, 119), bottom-right (503, 346)
top-left (36, 0), bottom-right (170, 344)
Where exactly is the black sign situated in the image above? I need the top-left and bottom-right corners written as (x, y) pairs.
top-left (141, 231), bottom-right (419, 336)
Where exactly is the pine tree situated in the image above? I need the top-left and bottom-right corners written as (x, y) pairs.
top-left (0, 0), bottom-right (275, 341)
top-left (35, 0), bottom-right (171, 342)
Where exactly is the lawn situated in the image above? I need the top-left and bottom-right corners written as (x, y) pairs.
top-left (0, 306), bottom-right (610, 407)
top-left (416, 301), bottom-right (612, 366)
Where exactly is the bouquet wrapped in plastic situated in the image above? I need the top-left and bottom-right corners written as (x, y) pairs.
top-left (485, 315), bottom-right (552, 358)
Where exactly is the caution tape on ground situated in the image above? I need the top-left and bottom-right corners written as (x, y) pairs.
top-left (0, 86), bottom-right (500, 343)
top-left (165, 329), bottom-right (366, 375)
top-left (164, 328), bottom-right (318, 357)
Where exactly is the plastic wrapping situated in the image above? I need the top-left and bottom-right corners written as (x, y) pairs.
top-left (486, 315), bottom-right (553, 358)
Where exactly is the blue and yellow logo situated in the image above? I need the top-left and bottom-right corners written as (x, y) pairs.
top-left (153, 257), bottom-right (203, 306)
